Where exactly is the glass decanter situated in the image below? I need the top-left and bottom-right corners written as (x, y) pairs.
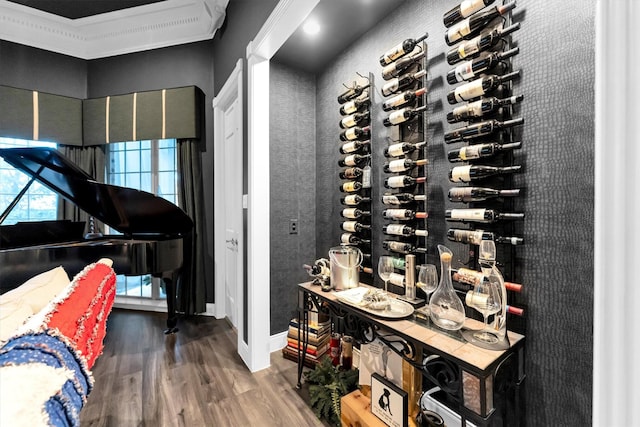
top-left (429, 244), bottom-right (465, 330)
top-left (479, 240), bottom-right (508, 342)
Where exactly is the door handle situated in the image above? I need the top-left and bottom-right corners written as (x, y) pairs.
top-left (226, 238), bottom-right (238, 246)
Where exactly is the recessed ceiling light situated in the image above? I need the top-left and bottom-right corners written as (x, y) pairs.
top-left (303, 20), bottom-right (320, 36)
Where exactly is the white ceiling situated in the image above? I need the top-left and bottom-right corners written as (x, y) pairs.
top-left (0, 0), bottom-right (229, 59)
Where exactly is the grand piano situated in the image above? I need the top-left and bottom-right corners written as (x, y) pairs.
top-left (0, 147), bottom-right (193, 334)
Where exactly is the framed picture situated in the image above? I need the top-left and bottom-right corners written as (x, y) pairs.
top-left (371, 372), bottom-right (408, 427)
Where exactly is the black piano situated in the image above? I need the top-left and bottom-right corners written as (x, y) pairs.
top-left (0, 147), bottom-right (193, 334)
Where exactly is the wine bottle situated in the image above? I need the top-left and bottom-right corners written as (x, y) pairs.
top-left (339, 167), bottom-right (363, 180)
top-left (384, 175), bottom-right (426, 189)
top-left (447, 23), bottom-right (521, 65)
top-left (446, 47), bottom-right (519, 84)
top-left (341, 208), bottom-right (371, 219)
top-left (445, 2), bottom-right (516, 46)
top-left (449, 164), bottom-right (521, 182)
top-left (447, 141), bottom-right (522, 162)
top-left (383, 158), bottom-right (428, 173)
top-left (340, 232), bottom-right (371, 245)
top-left (340, 96), bottom-right (370, 116)
top-left (382, 240), bottom-right (427, 254)
top-left (382, 87), bottom-right (427, 112)
top-left (382, 49), bottom-right (426, 80)
top-left (383, 105), bottom-right (427, 127)
top-left (444, 118), bottom-right (524, 143)
top-left (445, 208), bottom-right (524, 223)
top-left (443, 0), bottom-right (496, 28)
top-left (339, 139), bottom-right (370, 154)
top-left (382, 209), bottom-right (427, 220)
top-left (388, 272), bottom-right (406, 287)
top-left (339, 125), bottom-right (370, 141)
top-left (379, 32), bottom-right (429, 66)
top-left (383, 141), bottom-right (426, 158)
top-left (383, 224), bottom-right (428, 237)
top-left (381, 69), bottom-right (427, 97)
top-left (339, 181), bottom-right (362, 193)
top-left (390, 257), bottom-right (406, 270)
top-left (339, 112), bottom-right (370, 129)
top-left (338, 154), bottom-right (370, 167)
top-left (337, 83), bottom-right (370, 104)
top-left (382, 193), bottom-right (427, 205)
top-left (448, 186), bottom-right (520, 202)
top-left (454, 267), bottom-right (523, 291)
top-left (340, 194), bottom-right (371, 206)
top-left (341, 221), bottom-right (371, 233)
top-left (447, 94), bottom-right (523, 123)
top-left (447, 228), bottom-right (524, 245)
top-left (447, 70), bottom-right (520, 104)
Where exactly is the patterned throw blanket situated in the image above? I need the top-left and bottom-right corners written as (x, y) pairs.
top-left (0, 261), bottom-right (116, 426)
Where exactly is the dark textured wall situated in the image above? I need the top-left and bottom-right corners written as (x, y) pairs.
top-left (269, 60), bottom-right (317, 334)
top-left (312, 0), bottom-right (595, 425)
top-left (0, 40), bottom-right (87, 98)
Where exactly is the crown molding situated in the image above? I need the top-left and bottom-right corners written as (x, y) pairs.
top-left (0, 0), bottom-right (228, 59)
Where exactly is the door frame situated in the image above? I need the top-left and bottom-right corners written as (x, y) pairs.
top-left (213, 58), bottom-right (244, 332)
top-left (244, 0), bottom-right (320, 372)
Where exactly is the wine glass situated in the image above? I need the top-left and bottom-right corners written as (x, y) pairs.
top-left (377, 256), bottom-right (394, 294)
top-left (416, 264), bottom-right (438, 315)
top-left (467, 275), bottom-right (502, 344)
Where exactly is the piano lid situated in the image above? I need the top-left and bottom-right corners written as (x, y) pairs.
top-left (0, 147), bottom-right (193, 237)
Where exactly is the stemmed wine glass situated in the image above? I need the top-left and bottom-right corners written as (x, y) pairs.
top-left (467, 273), bottom-right (502, 343)
top-left (416, 264), bottom-right (438, 315)
top-left (377, 256), bottom-right (394, 294)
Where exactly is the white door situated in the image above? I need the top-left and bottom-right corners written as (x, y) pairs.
top-left (223, 100), bottom-right (241, 327)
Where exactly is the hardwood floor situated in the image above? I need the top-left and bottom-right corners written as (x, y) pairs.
top-left (79, 309), bottom-right (328, 427)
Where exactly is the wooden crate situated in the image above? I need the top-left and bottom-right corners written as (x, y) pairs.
top-left (340, 390), bottom-right (386, 427)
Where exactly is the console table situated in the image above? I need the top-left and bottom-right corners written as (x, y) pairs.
top-left (296, 282), bottom-right (526, 427)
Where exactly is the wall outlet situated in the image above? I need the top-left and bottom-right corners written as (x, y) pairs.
top-left (289, 219), bottom-right (298, 234)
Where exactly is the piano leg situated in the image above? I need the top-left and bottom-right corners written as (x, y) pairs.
top-left (162, 272), bottom-right (179, 334)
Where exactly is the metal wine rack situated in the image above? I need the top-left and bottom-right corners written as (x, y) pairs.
top-left (442, 1), bottom-right (525, 333)
top-left (336, 72), bottom-right (373, 283)
top-left (378, 40), bottom-right (428, 296)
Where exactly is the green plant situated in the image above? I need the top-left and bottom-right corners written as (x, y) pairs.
top-left (304, 356), bottom-right (359, 427)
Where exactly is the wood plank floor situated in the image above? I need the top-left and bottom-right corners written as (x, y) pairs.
top-left (79, 309), bottom-right (328, 427)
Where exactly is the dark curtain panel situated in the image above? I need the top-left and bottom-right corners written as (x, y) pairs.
top-left (176, 139), bottom-right (207, 315)
top-left (56, 145), bottom-right (106, 235)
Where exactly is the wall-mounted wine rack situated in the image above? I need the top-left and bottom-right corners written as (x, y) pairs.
top-left (378, 36), bottom-right (429, 296)
top-left (337, 72), bottom-right (374, 283)
top-left (442, 1), bottom-right (525, 331)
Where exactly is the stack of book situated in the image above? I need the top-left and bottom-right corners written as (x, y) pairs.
top-left (282, 312), bottom-right (331, 367)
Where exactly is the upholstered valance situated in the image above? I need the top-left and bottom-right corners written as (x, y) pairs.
top-left (0, 85), bottom-right (204, 146)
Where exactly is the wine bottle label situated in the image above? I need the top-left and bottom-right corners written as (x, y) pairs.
top-left (451, 165), bottom-right (472, 182)
top-left (465, 291), bottom-right (488, 307)
top-left (454, 79), bottom-right (484, 102)
top-left (362, 165), bottom-right (371, 188)
top-left (343, 195), bottom-right (358, 205)
top-left (382, 44), bottom-right (406, 65)
top-left (383, 93), bottom-right (407, 109)
top-left (391, 257), bottom-right (405, 270)
top-left (345, 128), bottom-right (357, 140)
top-left (384, 209), bottom-right (410, 219)
top-left (387, 241), bottom-right (410, 252)
top-left (459, 145), bottom-right (481, 160)
top-left (414, 229), bottom-right (428, 237)
top-left (341, 116), bottom-right (357, 128)
top-left (387, 143), bottom-right (406, 157)
top-left (341, 141), bottom-right (357, 153)
top-left (342, 182), bottom-right (358, 192)
top-left (388, 110), bottom-right (408, 125)
top-left (450, 208), bottom-right (486, 221)
top-left (386, 176), bottom-right (405, 188)
top-left (388, 159), bottom-right (408, 172)
top-left (382, 80), bottom-right (400, 96)
top-left (454, 62), bottom-right (475, 81)
top-left (385, 224), bottom-right (407, 235)
top-left (382, 195), bottom-right (401, 205)
top-left (460, 0), bottom-right (485, 17)
top-left (341, 233), bottom-right (355, 244)
top-left (342, 208), bottom-right (358, 218)
top-left (342, 221), bottom-right (357, 232)
top-left (454, 229), bottom-right (483, 245)
top-left (343, 155), bottom-right (357, 166)
top-left (447, 20), bottom-right (472, 44)
top-left (389, 272), bottom-right (405, 287)
top-left (341, 100), bottom-right (357, 115)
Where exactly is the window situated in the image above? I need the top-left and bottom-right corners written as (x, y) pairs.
top-left (0, 138), bottom-right (57, 224)
top-left (106, 139), bottom-right (178, 299)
